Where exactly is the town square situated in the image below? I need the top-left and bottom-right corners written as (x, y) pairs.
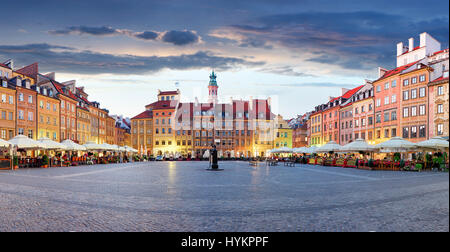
top-left (0, 0), bottom-right (448, 234)
top-left (0, 161), bottom-right (448, 232)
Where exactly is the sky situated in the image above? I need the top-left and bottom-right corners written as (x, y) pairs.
top-left (0, 0), bottom-right (448, 119)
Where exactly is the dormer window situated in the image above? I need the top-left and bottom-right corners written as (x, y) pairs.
top-left (1, 80), bottom-right (6, 87)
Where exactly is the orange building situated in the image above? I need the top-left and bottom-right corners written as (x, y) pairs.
top-left (37, 87), bottom-right (60, 141)
top-left (399, 64), bottom-right (431, 142)
top-left (372, 62), bottom-right (419, 144)
top-left (12, 76), bottom-right (37, 139)
top-left (0, 76), bottom-right (16, 140)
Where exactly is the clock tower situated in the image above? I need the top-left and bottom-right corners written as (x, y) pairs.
top-left (208, 70), bottom-right (218, 104)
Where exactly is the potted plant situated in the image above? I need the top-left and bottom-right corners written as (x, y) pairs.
top-left (13, 155), bottom-right (19, 170)
top-left (42, 155), bottom-right (49, 168)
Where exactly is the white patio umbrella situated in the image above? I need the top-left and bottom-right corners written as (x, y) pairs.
top-left (416, 137), bottom-right (449, 150)
top-left (83, 141), bottom-right (104, 151)
top-left (341, 138), bottom-right (378, 152)
top-left (61, 139), bottom-right (87, 151)
top-left (305, 146), bottom-right (317, 154)
top-left (124, 146), bottom-right (138, 153)
top-left (100, 143), bottom-right (115, 151)
top-left (9, 135), bottom-right (46, 149)
top-left (0, 138), bottom-right (12, 148)
top-left (293, 147), bottom-right (307, 153)
top-left (316, 141), bottom-right (342, 153)
top-left (375, 137), bottom-right (416, 153)
top-left (271, 147), bottom-right (293, 153)
top-left (37, 138), bottom-right (68, 150)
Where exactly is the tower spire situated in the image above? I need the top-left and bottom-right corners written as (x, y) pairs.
top-left (208, 70), bottom-right (218, 103)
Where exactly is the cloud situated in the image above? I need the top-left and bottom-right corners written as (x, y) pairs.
top-left (259, 66), bottom-right (315, 77)
top-left (216, 11), bottom-right (449, 70)
top-left (161, 30), bottom-right (200, 46)
top-left (133, 31), bottom-right (159, 40)
top-left (49, 26), bottom-right (201, 46)
top-left (0, 43), bottom-right (264, 75)
top-left (49, 26), bottom-right (122, 36)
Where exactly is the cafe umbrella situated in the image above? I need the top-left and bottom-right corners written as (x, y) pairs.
top-left (61, 139), bottom-right (87, 151)
top-left (9, 135), bottom-right (46, 150)
top-left (316, 141), bottom-right (342, 153)
top-left (37, 137), bottom-right (68, 150)
top-left (375, 137), bottom-right (416, 153)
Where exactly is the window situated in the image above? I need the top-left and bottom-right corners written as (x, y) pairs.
top-left (419, 75), bottom-right (426, 82)
top-left (411, 77), bottom-right (417, 84)
top-left (437, 86), bottom-right (444, 95)
top-left (437, 104), bottom-right (444, 114)
top-left (411, 89), bottom-right (417, 99)
top-left (437, 124), bottom-right (444, 135)
top-left (403, 107), bottom-right (409, 118)
top-left (376, 99), bottom-right (381, 107)
top-left (384, 129), bottom-right (389, 138)
top-left (419, 125), bottom-right (426, 138)
top-left (28, 95), bottom-right (33, 103)
top-left (411, 106), bottom-right (417, 116)
top-left (403, 79), bottom-right (409, 86)
top-left (391, 128), bottom-right (397, 137)
top-left (403, 127), bottom-right (409, 138)
top-left (384, 82), bottom-right (389, 90)
top-left (391, 94), bottom-right (397, 103)
top-left (368, 116), bottom-right (373, 125)
top-left (384, 112), bottom-right (389, 122)
top-left (384, 96), bottom-right (389, 105)
top-left (376, 85), bottom-right (381, 92)
top-left (411, 126), bottom-right (417, 138)
top-left (391, 80), bottom-right (397, 87)
top-left (376, 114), bottom-right (381, 123)
top-left (403, 91), bottom-right (409, 100)
top-left (419, 87), bottom-right (426, 97)
top-left (391, 111), bottom-right (397, 121)
top-left (419, 105), bottom-right (426, 116)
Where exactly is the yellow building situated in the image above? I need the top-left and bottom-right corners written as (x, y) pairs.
top-left (131, 110), bottom-right (153, 155)
top-left (76, 106), bottom-right (91, 144)
top-left (274, 114), bottom-right (292, 148)
top-left (309, 111), bottom-right (323, 146)
top-left (37, 87), bottom-right (60, 141)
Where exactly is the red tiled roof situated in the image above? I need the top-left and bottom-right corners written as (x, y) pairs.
top-left (342, 85), bottom-right (364, 99)
top-left (376, 61), bottom-right (420, 82)
top-left (0, 63), bottom-right (11, 69)
top-left (131, 110), bottom-right (153, 120)
top-left (51, 80), bottom-right (78, 101)
top-left (429, 76), bottom-right (449, 84)
top-left (432, 48), bottom-right (449, 55)
top-left (400, 46), bottom-right (421, 56)
top-left (159, 91), bottom-right (179, 95)
top-left (15, 63), bottom-right (38, 80)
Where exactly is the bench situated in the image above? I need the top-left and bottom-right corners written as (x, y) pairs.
top-left (284, 161), bottom-right (295, 167)
top-left (266, 160), bottom-right (278, 166)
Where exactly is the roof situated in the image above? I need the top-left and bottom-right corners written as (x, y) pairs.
top-left (375, 61), bottom-right (420, 82)
top-left (429, 76), bottom-right (449, 84)
top-left (145, 100), bottom-right (177, 109)
top-left (432, 48), bottom-right (449, 55)
top-left (0, 63), bottom-right (11, 69)
top-left (15, 63), bottom-right (38, 80)
top-left (342, 85), bottom-right (364, 99)
top-left (400, 46), bottom-right (421, 56)
top-left (131, 110), bottom-right (153, 120)
top-left (159, 91), bottom-right (179, 95)
top-left (51, 80), bottom-right (78, 101)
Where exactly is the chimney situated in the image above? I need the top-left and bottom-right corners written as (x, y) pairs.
top-left (397, 42), bottom-right (404, 56)
top-left (249, 96), bottom-right (253, 110)
top-left (3, 59), bottom-right (13, 69)
top-left (408, 38), bottom-right (414, 52)
top-left (267, 97), bottom-right (271, 107)
top-left (45, 72), bottom-right (55, 80)
top-left (378, 67), bottom-right (388, 78)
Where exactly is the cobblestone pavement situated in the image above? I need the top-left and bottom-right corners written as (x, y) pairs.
top-left (0, 161), bottom-right (448, 232)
